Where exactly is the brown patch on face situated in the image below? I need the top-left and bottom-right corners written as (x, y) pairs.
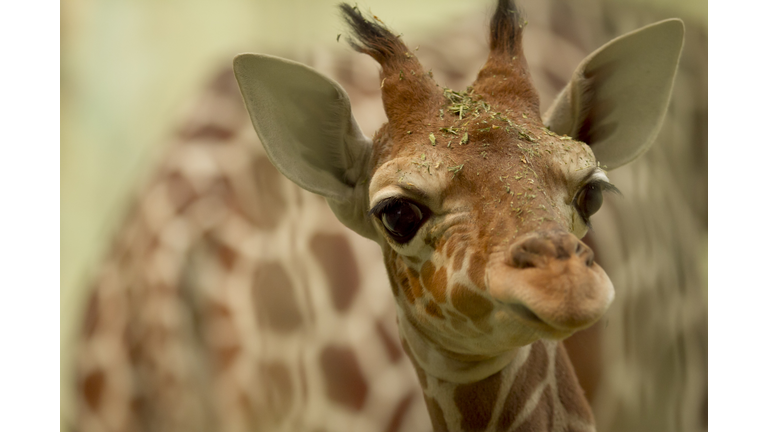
top-left (454, 370), bottom-right (502, 431)
top-left (445, 237), bottom-right (458, 260)
top-left (320, 345), bottom-right (368, 411)
top-left (562, 322), bottom-right (603, 403)
top-left (406, 266), bottom-right (424, 299)
top-left (511, 386), bottom-right (554, 432)
top-left (446, 309), bottom-right (467, 321)
top-left (451, 284), bottom-right (494, 322)
top-left (81, 369), bottom-right (105, 410)
top-left (425, 300), bottom-right (445, 319)
top-left (251, 261), bottom-right (304, 332)
top-left (450, 317), bottom-right (467, 332)
top-left (496, 341), bottom-right (550, 430)
top-left (401, 277), bottom-right (416, 304)
top-left (555, 343), bottom-right (594, 422)
top-left (453, 246), bottom-right (467, 271)
top-left (375, 319), bottom-right (404, 363)
top-left (424, 396), bottom-right (449, 432)
top-left (309, 233), bottom-right (361, 313)
top-left (467, 252), bottom-right (488, 290)
top-left (420, 260), bottom-right (435, 289)
top-left (421, 261), bottom-right (447, 303)
top-left (261, 361), bottom-right (294, 421)
top-left (166, 172), bottom-right (197, 212)
top-left (446, 309), bottom-right (468, 332)
top-left (431, 267), bottom-right (448, 303)
top-left (384, 391), bottom-right (417, 432)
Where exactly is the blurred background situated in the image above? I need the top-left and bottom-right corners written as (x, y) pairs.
top-left (61, 0), bottom-right (706, 430)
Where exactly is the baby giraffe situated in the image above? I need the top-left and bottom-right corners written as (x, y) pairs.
top-left (234, 1), bottom-right (683, 431)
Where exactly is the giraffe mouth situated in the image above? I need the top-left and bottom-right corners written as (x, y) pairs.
top-left (489, 258), bottom-right (615, 334)
top-left (506, 303), bottom-right (576, 338)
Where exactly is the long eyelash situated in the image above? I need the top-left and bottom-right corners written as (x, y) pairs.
top-left (592, 180), bottom-right (622, 197)
top-left (576, 180), bottom-right (622, 231)
top-left (369, 197), bottom-right (404, 217)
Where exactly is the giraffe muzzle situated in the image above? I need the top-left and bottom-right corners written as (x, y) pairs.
top-left (489, 230), bottom-right (615, 334)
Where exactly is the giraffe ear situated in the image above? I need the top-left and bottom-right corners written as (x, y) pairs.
top-left (233, 53), bottom-right (376, 239)
top-left (542, 19), bottom-right (684, 170)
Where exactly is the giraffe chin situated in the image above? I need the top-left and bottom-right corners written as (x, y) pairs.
top-left (488, 260), bottom-right (615, 337)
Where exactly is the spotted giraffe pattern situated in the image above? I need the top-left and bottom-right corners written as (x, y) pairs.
top-left (408, 341), bottom-right (594, 432)
top-left (73, 65), bottom-right (428, 432)
top-left (71, 1), bottom-right (707, 431)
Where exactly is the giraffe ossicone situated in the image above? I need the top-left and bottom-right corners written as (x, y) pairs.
top-left (234, 1), bottom-right (683, 430)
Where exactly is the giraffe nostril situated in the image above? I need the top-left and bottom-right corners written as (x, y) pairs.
top-left (511, 251), bottom-right (537, 269)
top-left (584, 250), bottom-right (595, 267)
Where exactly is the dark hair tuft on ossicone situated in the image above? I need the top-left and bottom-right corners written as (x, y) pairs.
top-left (339, 3), bottom-right (410, 69)
top-left (489, 0), bottom-right (525, 54)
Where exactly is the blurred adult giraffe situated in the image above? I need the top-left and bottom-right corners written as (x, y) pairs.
top-left (71, 1), bottom-right (707, 431)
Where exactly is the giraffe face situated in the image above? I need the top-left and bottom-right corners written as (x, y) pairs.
top-left (367, 100), bottom-right (617, 356)
top-left (235, 0), bottom-right (683, 361)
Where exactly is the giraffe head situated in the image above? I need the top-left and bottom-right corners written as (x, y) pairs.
top-left (234, 0), bottom-right (682, 366)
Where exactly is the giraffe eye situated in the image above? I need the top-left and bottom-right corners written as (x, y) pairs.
top-left (371, 198), bottom-right (427, 243)
top-left (575, 183), bottom-right (604, 220)
top-left (573, 181), bottom-right (620, 226)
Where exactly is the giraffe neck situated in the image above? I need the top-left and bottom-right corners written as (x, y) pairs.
top-left (399, 314), bottom-right (595, 432)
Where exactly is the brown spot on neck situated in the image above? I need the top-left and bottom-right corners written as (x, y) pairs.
top-left (496, 341), bottom-right (550, 430)
top-left (251, 261), bottom-right (304, 332)
top-left (309, 233), bottom-right (361, 312)
top-left (511, 386), bottom-right (554, 432)
top-left (320, 345), bottom-right (369, 411)
top-left (562, 321), bottom-right (603, 403)
top-left (554, 343), bottom-right (594, 422)
top-left (425, 396), bottom-right (449, 432)
top-left (454, 370), bottom-right (503, 431)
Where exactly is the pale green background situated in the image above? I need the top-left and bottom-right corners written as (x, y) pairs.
top-left (61, 0), bottom-right (706, 428)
